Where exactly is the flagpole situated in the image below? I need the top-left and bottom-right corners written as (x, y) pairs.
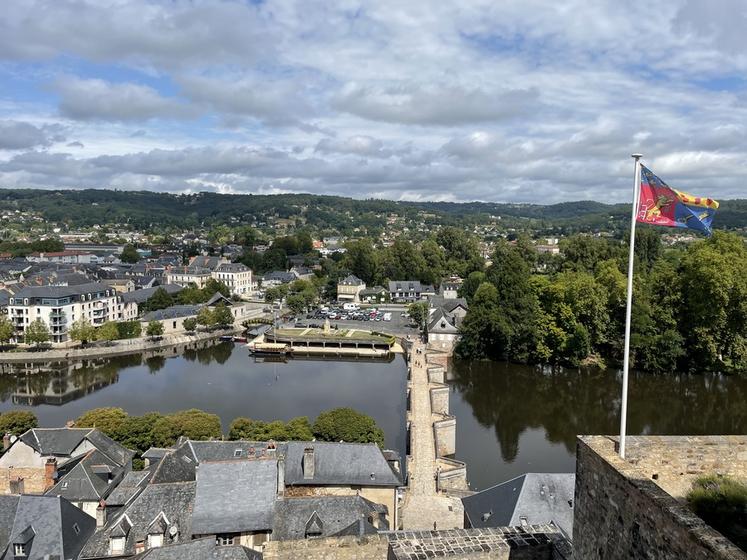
top-left (619, 153), bottom-right (642, 459)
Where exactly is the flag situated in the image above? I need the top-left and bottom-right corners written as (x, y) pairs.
top-left (636, 165), bottom-right (719, 235)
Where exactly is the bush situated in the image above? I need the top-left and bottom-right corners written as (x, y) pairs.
top-left (151, 409), bottom-right (222, 447)
top-left (312, 407), bottom-right (385, 447)
top-left (116, 321), bottom-right (142, 339)
top-left (228, 416), bottom-right (313, 441)
top-left (182, 317), bottom-right (198, 333)
top-left (146, 321), bottom-right (164, 338)
top-left (0, 411), bottom-right (38, 436)
top-left (75, 407), bottom-right (128, 438)
top-left (688, 474), bottom-right (747, 551)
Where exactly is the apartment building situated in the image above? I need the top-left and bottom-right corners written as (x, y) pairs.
top-left (7, 282), bottom-right (134, 344)
top-left (212, 263), bottom-right (254, 297)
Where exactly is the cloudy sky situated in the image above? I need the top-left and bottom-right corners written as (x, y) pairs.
top-left (0, 0), bottom-right (745, 203)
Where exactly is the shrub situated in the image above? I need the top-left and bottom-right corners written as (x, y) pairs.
top-left (312, 407), bottom-right (385, 447)
top-left (116, 321), bottom-right (142, 339)
top-left (688, 474), bottom-right (747, 551)
top-left (151, 409), bottom-right (222, 447)
top-left (0, 411), bottom-right (38, 436)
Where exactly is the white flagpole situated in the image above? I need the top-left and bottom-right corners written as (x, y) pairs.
top-left (620, 153), bottom-right (642, 459)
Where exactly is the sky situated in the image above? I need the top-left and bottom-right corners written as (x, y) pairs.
top-left (0, 0), bottom-right (746, 204)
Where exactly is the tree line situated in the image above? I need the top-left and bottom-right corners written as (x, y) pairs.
top-left (456, 230), bottom-right (747, 375)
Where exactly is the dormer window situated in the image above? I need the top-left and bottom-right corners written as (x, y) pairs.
top-left (148, 534), bottom-right (163, 548)
top-left (13, 544), bottom-right (26, 557)
top-left (110, 537), bottom-right (125, 555)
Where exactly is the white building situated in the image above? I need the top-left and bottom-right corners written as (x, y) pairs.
top-left (212, 263), bottom-right (254, 297)
top-left (7, 282), bottom-right (135, 345)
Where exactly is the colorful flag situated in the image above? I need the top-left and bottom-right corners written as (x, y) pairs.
top-left (636, 165), bottom-right (719, 235)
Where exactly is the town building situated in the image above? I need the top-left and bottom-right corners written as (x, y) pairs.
top-left (26, 251), bottom-right (99, 264)
top-left (6, 282), bottom-right (136, 345)
top-left (388, 281), bottom-right (429, 303)
top-left (336, 274), bottom-right (366, 303)
top-left (0, 428), bottom-right (134, 499)
top-left (360, 286), bottom-right (388, 303)
top-left (212, 263), bottom-right (254, 297)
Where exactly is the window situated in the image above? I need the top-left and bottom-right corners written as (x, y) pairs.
top-left (73, 523), bottom-right (80, 535)
top-left (234, 449), bottom-right (242, 457)
top-left (62, 481), bottom-right (68, 489)
top-left (13, 544), bottom-right (25, 557)
top-left (110, 537), bottom-right (125, 554)
top-left (216, 534), bottom-right (235, 546)
top-left (148, 534), bottom-right (163, 548)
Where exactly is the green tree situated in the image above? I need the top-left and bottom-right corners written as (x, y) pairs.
top-left (143, 287), bottom-right (174, 312)
top-left (116, 321), bottom-right (142, 339)
top-left (196, 307), bottom-right (216, 329)
top-left (380, 238), bottom-right (426, 282)
top-left (459, 271), bottom-right (487, 303)
top-left (286, 293), bottom-right (307, 314)
top-left (151, 409), bottom-right (222, 447)
top-left (0, 315), bottom-right (15, 347)
top-left (120, 243), bottom-right (140, 264)
top-left (343, 239), bottom-right (378, 285)
top-left (0, 411), bottom-right (38, 436)
top-left (420, 239), bottom-right (446, 285)
top-left (407, 302), bottom-right (429, 329)
top-left (312, 407), bottom-right (385, 447)
top-left (212, 303), bottom-right (234, 327)
top-left (182, 317), bottom-right (198, 332)
top-left (96, 321), bottom-right (120, 342)
top-left (285, 416), bottom-right (314, 440)
top-left (75, 407), bottom-right (129, 438)
top-left (203, 278), bottom-right (230, 299)
top-left (69, 318), bottom-right (96, 345)
top-left (455, 282), bottom-right (505, 360)
top-left (146, 321), bottom-right (164, 338)
top-left (25, 318), bottom-right (50, 348)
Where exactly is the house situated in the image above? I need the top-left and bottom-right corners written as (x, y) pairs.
top-left (101, 278), bottom-right (136, 293)
top-left (429, 297), bottom-right (469, 326)
top-left (360, 286), bottom-right (388, 304)
top-left (150, 440), bottom-right (402, 528)
top-left (289, 266), bottom-right (314, 280)
top-left (26, 251), bottom-right (98, 264)
top-left (337, 274), bottom-right (366, 303)
top-left (120, 284), bottom-right (184, 314)
top-left (212, 263), bottom-right (253, 297)
top-left (388, 281), bottom-right (425, 303)
top-left (0, 427), bottom-right (134, 497)
top-left (46, 448), bottom-right (130, 517)
top-left (261, 271), bottom-right (297, 288)
top-left (0, 495), bottom-right (95, 560)
top-left (80, 481), bottom-right (197, 559)
top-left (163, 266), bottom-right (211, 288)
top-left (427, 307), bottom-right (460, 353)
top-left (6, 283), bottom-right (132, 345)
top-left (440, 279), bottom-right (462, 299)
top-left (462, 473), bottom-right (575, 537)
top-left (140, 305), bottom-right (202, 335)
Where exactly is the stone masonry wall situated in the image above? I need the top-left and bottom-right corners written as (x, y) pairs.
top-left (427, 366), bottom-right (445, 384)
top-left (433, 417), bottom-right (456, 457)
top-left (262, 534), bottom-right (388, 560)
top-left (574, 436), bottom-right (747, 560)
top-left (430, 386), bottom-right (449, 415)
top-left (0, 467), bottom-right (46, 494)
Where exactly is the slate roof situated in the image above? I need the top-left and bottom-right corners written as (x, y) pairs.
top-left (141, 304), bottom-right (201, 321)
top-left (46, 449), bottom-right (123, 502)
top-left (15, 427), bottom-right (133, 472)
top-left (0, 495), bottom-right (20, 553)
top-left (130, 537), bottom-right (261, 560)
top-left (80, 481), bottom-right (196, 559)
top-left (142, 447), bottom-right (172, 461)
top-left (284, 442), bottom-right (402, 487)
top-left (462, 473), bottom-right (575, 537)
top-left (262, 270), bottom-right (296, 283)
top-left (272, 496), bottom-right (386, 541)
top-left (191, 460), bottom-right (277, 534)
top-left (214, 263), bottom-right (249, 273)
top-left (338, 274), bottom-right (365, 286)
top-left (10, 281), bottom-right (112, 300)
top-left (120, 284), bottom-right (183, 304)
top-left (388, 280), bottom-right (422, 293)
top-left (428, 307), bottom-right (459, 334)
top-left (0, 495), bottom-right (95, 560)
top-left (106, 470), bottom-right (153, 507)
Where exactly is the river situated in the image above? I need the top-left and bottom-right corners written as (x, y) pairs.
top-left (1, 343), bottom-right (745, 491)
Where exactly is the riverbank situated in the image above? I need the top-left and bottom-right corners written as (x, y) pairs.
top-left (0, 327), bottom-right (241, 364)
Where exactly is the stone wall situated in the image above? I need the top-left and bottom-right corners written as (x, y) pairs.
top-left (430, 385), bottom-right (449, 415)
top-left (0, 467), bottom-right (46, 494)
top-left (434, 417), bottom-right (456, 457)
top-left (574, 435), bottom-right (747, 560)
top-left (262, 534), bottom-right (388, 560)
top-left (426, 352), bottom-right (449, 368)
top-left (427, 366), bottom-right (445, 384)
top-left (437, 457), bottom-right (469, 492)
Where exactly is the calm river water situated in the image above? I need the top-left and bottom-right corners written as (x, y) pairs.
top-left (1, 343), bottom-right (746, 491)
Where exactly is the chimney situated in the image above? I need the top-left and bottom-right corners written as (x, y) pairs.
top-left (135, 540), bottom-right (145, 554)
top-left (3, 433), bottom-right (10, 451)
top-left (277, 454), bottom-right (285, 496)
top-left (96, 500), bottom-right (107, 527)
top-left (44, 458), bottom-right (57, 491)
top-left (303, 447), bottom-right (315, 480)
top-left (65, 420), bottom-right (75, 428)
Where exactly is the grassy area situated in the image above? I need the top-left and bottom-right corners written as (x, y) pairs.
top-left (687, 474), bottom-right (747, 551)
top-left (273, 327), bottom-right (393, 343)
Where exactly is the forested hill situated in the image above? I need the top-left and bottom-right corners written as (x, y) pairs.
top-left (1, 188), bottom-right (745, 232)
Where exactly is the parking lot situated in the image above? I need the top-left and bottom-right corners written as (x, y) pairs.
top-left (285, 305), bottom-right (421, 336)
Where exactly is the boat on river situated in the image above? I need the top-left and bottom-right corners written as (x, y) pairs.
top-left (248, 341), bottom-right (290, 355)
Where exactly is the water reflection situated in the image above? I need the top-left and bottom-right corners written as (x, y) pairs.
top-left (448, 360), bottom-right (747, 490)
top-left (0, 342), bottom-right (408, 460)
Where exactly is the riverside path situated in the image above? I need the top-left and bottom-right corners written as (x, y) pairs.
top-left (400, 340), bottom-right (464, 530)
